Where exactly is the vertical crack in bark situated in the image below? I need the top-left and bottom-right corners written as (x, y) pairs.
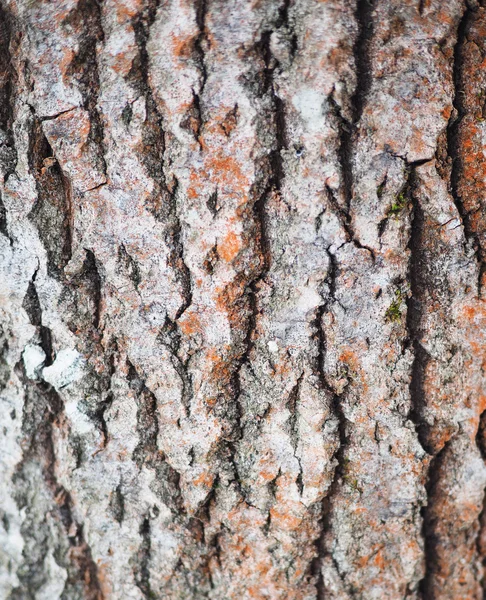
top-left (91, 342), bottom-right (116, 448)
top-left (406, 169), bottom-right (433, 454)
top-left (67, 0), bottom-right (108, 179)
top-left (404, 167), bottom-right (437, 597)
top-left (22, 269), bottom-right (53, 366)
top-left (336, 0), bottom-right (375, 215)
top-left (0, 191), bottom-right (11, 243)
top-left (312, 247), bottom-right (350, 599)
top-left (135, 516), bottom-right (153, 600)
top-left (286, 374), bottom-right (304, 494)
top-left (28, 120), bottom-right (73, 278)
top-left (194, 0), bottom-right (208, 100)
top-left (447, 4), bottom-right (483, 293)
top-left (224, 8), bottom-right (287, 483)
top-left (83, 249), bottom-right (102, 330)
top-left (312, 4), bottom-right (375, 593)
top-left (157, 316), bottom-right (192, 416)
top-left (15, 285), bottom-right (103, 598)
top-left (475, 409), bottom-right (486, 596)
top-left (128, 359), bottom-right (184, 514)
top-left (416, 441), bottom-right (451, 600)
top-left (132, 5), bottom-right (193, 320)
top-left (324, 176), bottom-right (375, 259)
top-left (0, 2), bottom-right (18, 183)
top-left (352, 0), bottom-right (374, 124)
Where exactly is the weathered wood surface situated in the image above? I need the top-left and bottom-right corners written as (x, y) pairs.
top-left (1, 0), bottom-right (486, 598)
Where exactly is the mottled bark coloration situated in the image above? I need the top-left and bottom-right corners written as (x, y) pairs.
top-left (1, 0), bottom-right (486, 598)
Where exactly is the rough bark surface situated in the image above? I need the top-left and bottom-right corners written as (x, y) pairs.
top-left (1, 0), bottom-right (486, 598)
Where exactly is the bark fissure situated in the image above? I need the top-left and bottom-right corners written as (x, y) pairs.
top-left (22, 270), bottom-right (53, 366)
top-left (404, 167), bottom-right (437, 596)
top-left (12, 363), bottom-right (103, 599)
top-left (27, 120), bottom-right (73, 278)
top-left (353, 0), bottom-right (375, 124)
top-left (334, 0), bottom-right (375, 216)
top-left (476, 409), bottom-right (486, 597)
top-left (446, 4), bottom-right (482, 292)
top-left (69, 0), bottom-right (108, 180)
top-left (417, 441), bottom-right (453, 599)
top-left (311, 2), bottom-right (378, 583)
top-left (128, 358), bottom-right (185, 515)
top-left (405, 169), bottom-right (432, 453)
top-left (134, 516), bottom-right (153, 600)
top-left (0, 3), bottom-right (18, 182)
top-left (131, 8), bottom-right (194, 323)
top-left (312, 247), bottom-right (351, 599)
top-left (224, 10), bottom-right (287, 477)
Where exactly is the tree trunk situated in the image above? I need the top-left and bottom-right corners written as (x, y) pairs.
top-left (1, 0), bottom-right (485, 598)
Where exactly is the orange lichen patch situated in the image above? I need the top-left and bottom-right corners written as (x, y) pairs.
top-left (478, 395), bottom-right (486, 415)
top-left (205, 151), bottom-right (249, 199)
top-left (178, 310), bottom-right (202, 335)
top-left (218, 230), bottom-right (242, 263)
top-left (339, 347), bottom-right (369, 393)
top-left (170, 33), bottom-right (196, 59)
top-left (227, 503), bottom-right (266, 529)
top-left (209, 355), bottom-right (233, 387)
top-left (269, 505), bottom-right (303, 531)
top-left (187, 185), bottom-right (198, 199)
top-left (273, 359), bottom-right (292, 377)
top-left (409, 126), bottom-right (430, 160)
top-left (95, 560), bottom-right (113, 597)
top-left (204, 105), bottom-right (239, 138)
top-left (461, 302), bottom-right (486, 348)
top-left (114, 0), bottom-right (144, 23)
top-left (441, 105), bottom-right (452, 120)
top-left (204, 347), bottom-right (220, 364)
top-left (59, 47), bottom-right (76, 78)
top-left (193, 470), bottom-right (215, 488)
top-left (339, 348), bottom-right (358, 370)
top-left (219, 105), bottom-right (239, 137)
top-left (44, 108), bottom-right (91, 156)
top-left (215, 278), bottom-right (248, 324)
top-left (109, 47), bottom-right (136, 76)
top-left (256, 453), bottom-right (278, 482)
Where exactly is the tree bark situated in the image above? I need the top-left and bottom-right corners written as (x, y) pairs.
top-left (1, 0), bottom-right (486, 598)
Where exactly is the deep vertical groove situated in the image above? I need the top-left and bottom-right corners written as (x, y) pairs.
top-left (312, 2), bottom-right (375, 594)
top-left (0, 2), bottom-right (18, 182)
top-left (223, 5), bottom-right (287, 484)
top-left (405, 170), bottom-right (437, 597)
top-left (352, 0), bottom-right (375, 123)
top-left (83, 249), bottom-right (102, 330)
top-left (128, 359), bottom-right (184, 514)
top-left (476, 410), bottom-right (486, 598)
top-left (339, 0), bottom-right (375, 213)
top-left (131, 3), bottom-right (193, 320)
top-left (417, 443), bottom-right (451, 600)
top-left (312, 249), bottom-right (349, 599)
top-left (446, 5), bottom-right (482, 291)
top-left (195, 0), bottom-right (208, 96)
top-left (68, 0), bottom-right (108, 178)
top-left (27, 121), bottom-right (73, 278)
top-left (406, 169), bottom-right (433, 454)
top-left (135, 516), bottom-right (153, 600)
top-left (22, 270), bottom-right (54, 366)
top-left (12, 367), bottom-right (104, 598)
top-left (412, 7), bottom-right (486, 596)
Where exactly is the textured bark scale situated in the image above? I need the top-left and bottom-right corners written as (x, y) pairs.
top-left (1, 0), bottom-right (486, 598)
